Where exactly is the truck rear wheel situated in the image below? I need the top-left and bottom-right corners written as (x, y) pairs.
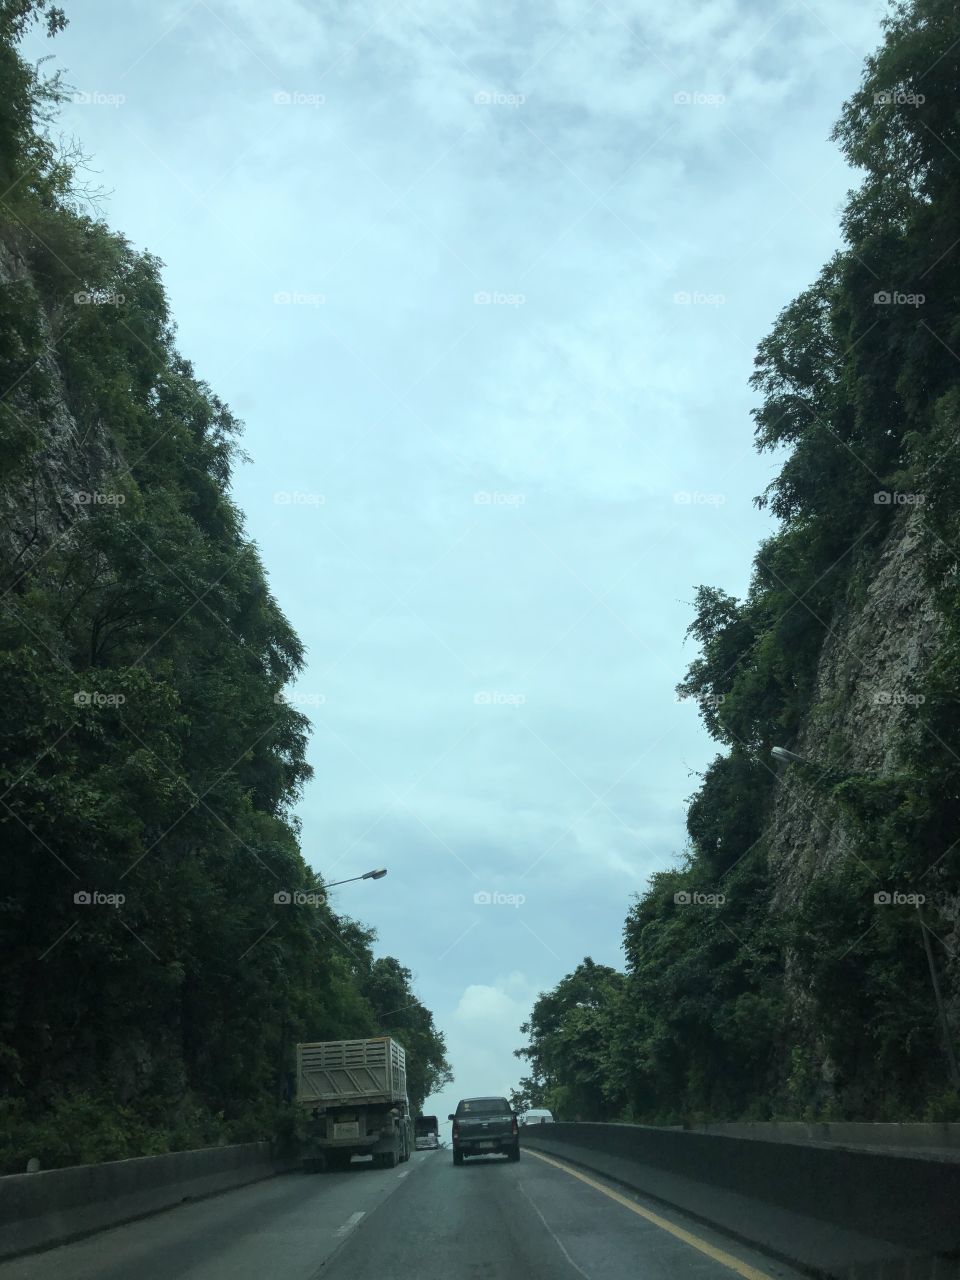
top-left (381, 1150), bottom-right (397, 1169)
top-left (453, 1150), bottom-right (463, 1166)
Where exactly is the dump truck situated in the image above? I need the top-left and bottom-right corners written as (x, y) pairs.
top-left (295, 1036), bottom-right (413, 1172)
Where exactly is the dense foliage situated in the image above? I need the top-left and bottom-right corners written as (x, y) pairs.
top-left (0, 1), bottom-right (450, 1172)
top-left (516, 0), bottom-right (960, 1123)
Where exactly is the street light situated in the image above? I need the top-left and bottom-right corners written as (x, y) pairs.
top-left (322, 868), bottom-right (388, 889)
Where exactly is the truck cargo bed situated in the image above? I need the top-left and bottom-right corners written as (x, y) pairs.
top-left (296, 1037), bottom-right (407, 1106)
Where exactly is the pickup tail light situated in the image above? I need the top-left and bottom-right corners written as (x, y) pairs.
top-left (511, 1115), bottom-right (518, 1137)
top-left (452, 1120), bottom-right (460, 1139)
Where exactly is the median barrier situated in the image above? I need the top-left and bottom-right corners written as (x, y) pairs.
top-left (520, 1122), bottom-right (960, 1278)
top-left (0, 1141), bottom-right (295, 1259)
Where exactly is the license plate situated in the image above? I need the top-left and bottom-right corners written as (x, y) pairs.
top-left (333, 1122), bottom-right (359, 1139)
top-left (478, 1140), bottom-right (495, 1149)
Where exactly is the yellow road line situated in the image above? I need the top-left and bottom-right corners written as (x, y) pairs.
top-left (526, 1149), bottom-right (775, 1280)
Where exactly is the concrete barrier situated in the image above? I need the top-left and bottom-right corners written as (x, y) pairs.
top-left (520, 1123), bottom-right (960, 1278)
top-left (688, 1120), bottom-right (960, 1154)
top-left (0, 1141), bottom-right (290, 1259)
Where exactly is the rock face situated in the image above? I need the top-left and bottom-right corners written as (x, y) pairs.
top-left (763, 506), bottom-right (959, 1106)
top-left (766, 507), bottom-right (943, 908)
top-left (0, 241), bottom-right (116, 578)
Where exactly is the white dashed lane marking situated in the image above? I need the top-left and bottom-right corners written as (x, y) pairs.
top-left (335, 1212), bottom-right (365, 1237)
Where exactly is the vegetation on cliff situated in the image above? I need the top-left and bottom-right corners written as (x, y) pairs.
top-left (515, 0), bottom-right (960, 1124)
top-left (0, 1), bottom-right (450, 1172)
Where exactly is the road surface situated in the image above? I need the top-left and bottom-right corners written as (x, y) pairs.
top-left (0, 1149), bottom-right (806, 1280)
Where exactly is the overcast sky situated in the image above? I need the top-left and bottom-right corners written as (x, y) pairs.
top-left (28, 0), bottom-right (888, 1124)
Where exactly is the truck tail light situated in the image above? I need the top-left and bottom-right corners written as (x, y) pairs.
top-left (511, 1116), bottom-right (518, 1137)
top-left (452, 1120), bottom-right (460, 1139)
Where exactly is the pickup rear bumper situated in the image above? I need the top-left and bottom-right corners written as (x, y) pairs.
top-left (454, 1136), bottom-right (516, 1155)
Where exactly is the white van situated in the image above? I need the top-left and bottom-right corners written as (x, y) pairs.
top-left (521, 1109), bottom-right (554, 1125)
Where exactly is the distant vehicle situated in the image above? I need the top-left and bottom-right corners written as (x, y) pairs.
top-left (295, 1036), bottom-right (412, 1172)
top-left (449, 1096), bottom-right (519, 1164)
top-left (522, 1108), bottom-right (554, 1125)
top-left (415, 1114), bottom-right (439, 1150)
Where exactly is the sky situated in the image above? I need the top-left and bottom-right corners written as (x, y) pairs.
top-left (26, 0), bottom-right (889, 1125)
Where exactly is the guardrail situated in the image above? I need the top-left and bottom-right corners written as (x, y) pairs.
top-left (520, 1122), bottom-right (960, 1279)
top-left (0, 1141), bottom-right (295, 1260)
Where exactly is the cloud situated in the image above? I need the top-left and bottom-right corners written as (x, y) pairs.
top-left (425, 974), bottom-right (538, 1117)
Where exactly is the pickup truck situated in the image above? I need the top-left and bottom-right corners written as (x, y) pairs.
top-left (449, 1096), bottom-right (519, 1164)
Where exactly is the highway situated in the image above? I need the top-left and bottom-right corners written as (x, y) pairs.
top-left (0, 1148), bottom-right (805, 1280)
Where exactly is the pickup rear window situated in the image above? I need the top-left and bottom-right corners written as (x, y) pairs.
top-left (456, 1098), bottom-right (510, 1114)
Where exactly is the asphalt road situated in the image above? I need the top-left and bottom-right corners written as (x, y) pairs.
top-left (0, 1149), bottom-right (807, 1280)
